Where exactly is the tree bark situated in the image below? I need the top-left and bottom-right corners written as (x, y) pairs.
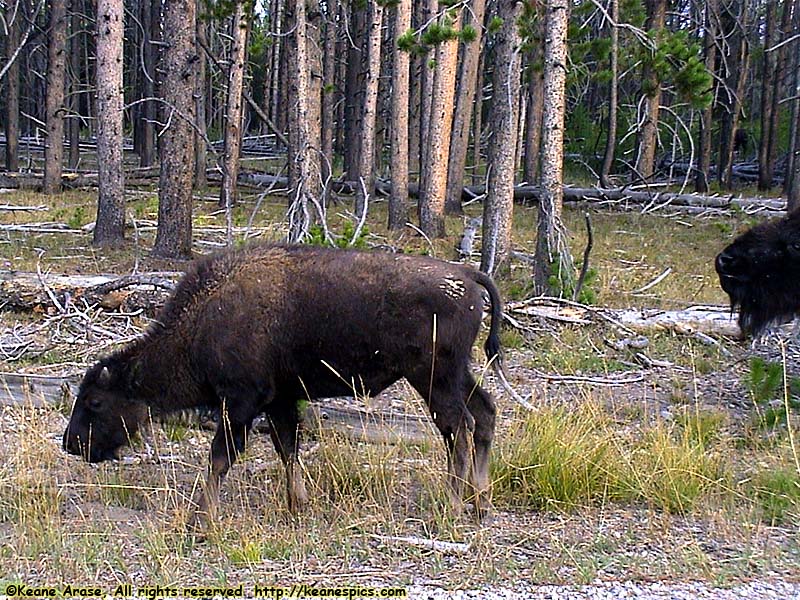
top-left (419, 7), bottom-right (461, 238)
top-left (320, 8), bottom-right (337, 187)
top-left (355, 2), bottom-right (383, 219)
top-left (533, 0), bottom-right (574, 293)
top-left (758, 0), bottom-right (778, 190)
top-left (152, 0), bottom-right (196, 260)
top-left (444, 0), bottom-right (486, 215)
top-left (599, 0), bottom-right (618, 188)
top-left (44, 0), bottom-right (68, 194)
top-left (389, 0), bottom-right (411, 230)
top-left (4, 3), bottom-right (21, 171)
top-left (343, 5), bottom-right (366, 181)
top-left (695, 0), bottom-right (718, 193)
top-left (786, 0), bottom-right (800, 207)
top-left (634, 0), bottom-right (667, 182)
top-left (194, 6), bottom-right (208, 189)
top-left (93, 0), bottom-right (126, 247)
top-left (480, 1), bottom-right (523, 275)
top-left (219, 1), bottom-right (249, 211)
top-left (67, 9), bottom-right (81, 170)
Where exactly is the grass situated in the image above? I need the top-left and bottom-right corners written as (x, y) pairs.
top-left (0, 187), bottom-right (799, 586)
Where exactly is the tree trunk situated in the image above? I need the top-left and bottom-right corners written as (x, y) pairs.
top-left (480, 0), bottom-right (523, 275)
top-left (343, 5), bottom-right (366, 181)
top-left (194, 7), bottom-right (208, 189)
top-left (768, 0), bottom-right (793, 190)
top-left (599, 0), bottom-right (618, 188)
top-left (93, 0), bottom-right (126, 247)
top-left (634, 0), bottom-right (667, 182)
top-left (67, 9), bottom-right (81, 170)
top-left (758, 0), bottom-right (778, 190)
top-left (4, 4), bottom-right (21, 171)
top-left (152, 0), bottom-right (196, 260)
top-left (139, 0), bottom-right (157, 167)
top-left (444, 0), bottom-right (486, 215)
top-left (355, 2), bottom-right (383, 219)
top-left (787, 0), bottom-right (800, 208)
top-left (417, 0), bottom-right (437, 196)
top-left (320, 8), bottom-right (337, 187)
top-left (533, 0), bottom-right (574, 293)
top-left (717, 0), bottom-right (750, 190)
top-left (219, 1), bottom-right (249, 212)
top-left (389, 0), bottom-right (411, 231)
top-left (695, 0), bottom-right (718, 193)
top-left (44, 0), bottom-right (68, 194)
top-left (418, 7), bottom-right (461, 239)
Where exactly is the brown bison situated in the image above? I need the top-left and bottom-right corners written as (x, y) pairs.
top-left (715, 210), bottom-right (800, 336)
top-left (63, 244), bottom-right (501, 524)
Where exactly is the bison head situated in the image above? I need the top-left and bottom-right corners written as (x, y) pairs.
top-left (63, 360), bottom-right (147, 462)
top-left (715, 211), bottom-right (800, 337)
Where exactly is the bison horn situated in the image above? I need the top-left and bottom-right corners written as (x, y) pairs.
top-left (98, 366), bottom-right (111, 386)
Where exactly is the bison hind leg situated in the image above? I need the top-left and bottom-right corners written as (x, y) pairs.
top-left (266, 400), bottom-right (308, 514)
top-left (464, 371), bottom-right (497, 521)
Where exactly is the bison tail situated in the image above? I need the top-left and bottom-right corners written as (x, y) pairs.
top-left (472, 270), bottom-right (503, 369)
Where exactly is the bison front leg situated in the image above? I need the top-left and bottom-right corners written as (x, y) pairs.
top-left (465, 374), bottom-right (497, 521)
top-left (266, 402), bottom-right (308, 514)
top-left (192, 417), bottom-right (250, 530)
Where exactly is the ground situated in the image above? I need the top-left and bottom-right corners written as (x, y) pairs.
top-left (0, 189), bottom-right (798, 592)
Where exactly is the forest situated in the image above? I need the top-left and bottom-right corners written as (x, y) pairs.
top-left (1, 0), bottom-right (800, 595)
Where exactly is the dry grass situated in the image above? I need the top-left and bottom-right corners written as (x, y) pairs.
top-left (0, 189), bottom-right (798, 587)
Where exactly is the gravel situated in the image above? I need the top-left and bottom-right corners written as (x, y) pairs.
top-left (409, 580), bottom-right (800, 599)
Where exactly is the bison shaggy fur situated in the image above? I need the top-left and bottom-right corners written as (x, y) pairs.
top-left (63, 244), bottom-right (502, 523)
top-left (716, 210), bottom-right (800, 337)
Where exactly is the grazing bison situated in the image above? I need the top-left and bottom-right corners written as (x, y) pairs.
top-left (715, 210), bottom-right (800, 336)
top-left (63, 244), bottom-right (501, 524)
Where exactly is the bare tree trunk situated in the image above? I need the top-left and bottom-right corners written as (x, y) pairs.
top-left (219, 1), bottom-right (249, 211)
top-left (419, 7), bottom-right (461, 238)
top-left (599, 0), bottom-right (618, 188)
top-left (44, 0), bottom-right (67, 194)
top-left (767, 0), bottom-right (793, 189)
top-left (534, 0), bottom-right (574, 293)
top-left (480, 0), bottom-right (523, 275)
top-left (67, 9), bottom-right (81, 169)
top-left (93, 0), bottom-right (126, 246)
top-left (343, 5), bottom-right (366, 181)
top-left (389, 0), bottom-right (411, 231)
top-left (153, 0), bottom-right (196, 259)
top-left (355, 2), bottom-right (383, 219)
top-left (4, 4), bottom-right (21, 171)
top-left (418, 0), bottom-right (437, 196)
top-left (471, 50), bottom-right (484, 184)
top-left (718, 0), bottom-right (750, 190)
top-left (634, 0), bottom-right (667, 181)
top-left (786, 0), bottom-right (800, 208)
top-left (695, 0), bottom-right (718, 193)
top-left (758, 0), bottom-right (778, 190)
top-left (444, 0), bottom-right (486, 215)
top-left (306, 0), bottom-right (323, 198)
top-left (194, 6), bottom-right (208, 188)
top-left (139, 0), bottom-right (157, 167)
top-left (320, 8), bottom-right (337, 187)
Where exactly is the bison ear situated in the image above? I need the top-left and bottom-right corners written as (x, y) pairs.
top-left (97, 366), bottom-right (112, 387)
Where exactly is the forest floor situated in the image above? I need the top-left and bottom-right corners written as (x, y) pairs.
top-left (0, 187), bottom-right (798, 595)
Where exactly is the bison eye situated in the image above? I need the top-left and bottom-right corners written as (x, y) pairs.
top-left (86, 395), bottom-right (103, 411)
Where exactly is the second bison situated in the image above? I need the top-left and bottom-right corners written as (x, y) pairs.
top-left (63, 244), bottom-right (501, 523)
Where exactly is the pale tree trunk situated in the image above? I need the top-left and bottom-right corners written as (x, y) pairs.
top-left (767, 0), bottom-right (793, 189)
top-left (758, 0), bottom-right (778, 190)
top-left (194, 6), bottom-right (208, 188)
top-left (219, 1), bottom-right (249, 212)
top-left (152, 0), bottom-right (196, 259)
top-left (389, 0), bottom-right (411, 231)
top-left (599, 0), bottom-right (618, 188)
top-left (44, 0), bottom-right (67, 194)
top-left (93, 0), bottom-right (126, 247)
top-left (786, 0), bottom-right (800, 208)
top-left (306, 0), bottom-right (323, 198)
top-left (4, 4), bottom-right (20, 171)
top-left (419, 6), bottom-right (461, 238)
top-left (343, 6), bottom-right (366, 181)
top-left (480, 0), bottom-right (523, 275)
top-left (286, 0), bottom-right (322, 242)
top-left (718, 0), bottom-right (750, 190)
top-left (355, 2), bottom-right (383, 219)
top-left (471, 50), bottom-right (484, 184)
top-left (320, 9), bottom-right (337, 187)
top-left (444, 0), bottom-right (486, 215)
top-left (695, 0), bottom-right (717, 193)
top-left (634, 0), bottom-right (667, 182)
top-left (139, 0), bottom-right (157, 167)
top-left (417, 0), bottom-right (437, 194)
top-left (523, 42), bottom-right (544, 183)
top-left (533, 0), bottom-right (574, 294)
top-left (68, 9), bottom-right (81, 170)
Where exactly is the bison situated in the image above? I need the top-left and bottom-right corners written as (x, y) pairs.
top-left (715, 210), bottom-right (800, 336)
top-left (63, 244), bottom-right (501, 524)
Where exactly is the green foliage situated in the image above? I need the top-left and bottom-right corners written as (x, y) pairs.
top-left (487, 16), bottom-right (504, 35)
top-left (546, 254), bottom-right (597, 304)
top-left (460, 24), bottom-right (477, 44)
top-left (307, 218), bottom-right (369, 249)
top-left (396, 29), bottom-right (417, 52)
top-left (68, 206), bottom-right (86, 229)
top-left (746, 357), bottom-right (800, 431)
top-left (752, 469), bottom-right (800, 525)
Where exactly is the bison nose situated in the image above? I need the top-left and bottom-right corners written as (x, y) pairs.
top-left (715, 249), bottom-right (739, 275)
top-left (62, 428), bottom-right (82, 456)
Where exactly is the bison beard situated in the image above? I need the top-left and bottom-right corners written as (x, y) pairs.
top-left (63, 244), bottom-right (503, 526)
top-left (715, 210), bottom-right (800, 337)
